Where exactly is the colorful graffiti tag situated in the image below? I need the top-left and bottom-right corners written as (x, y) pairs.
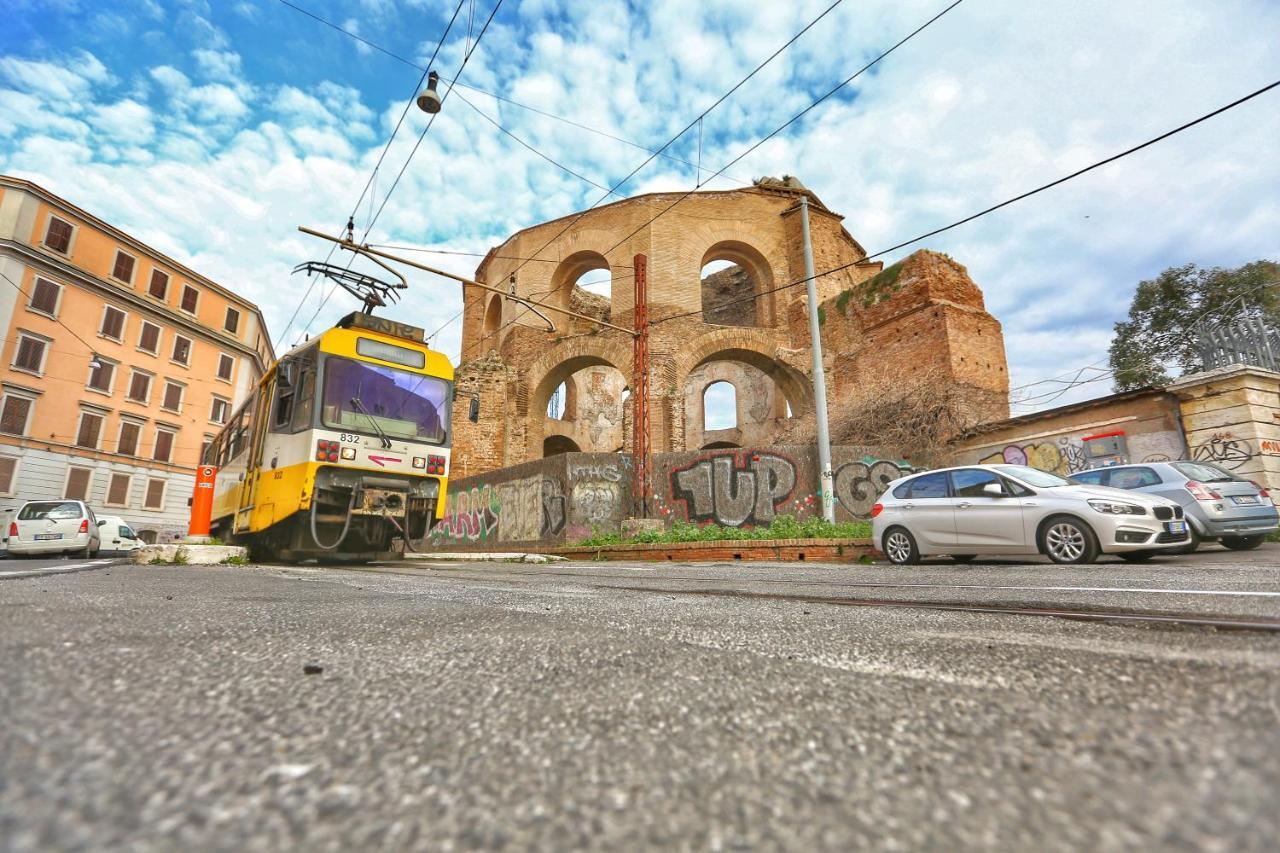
top-left (979, 437), bottom-right (1087, 476)
top-left (670, 452), bottom-right (797, 527)
top-left (832, 457), bottom-right (918, 518)
top-left (430, 474), bottom-right (566, 544)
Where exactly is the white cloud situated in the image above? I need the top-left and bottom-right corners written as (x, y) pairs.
top-left (88, 99), bottom-right (155, 144)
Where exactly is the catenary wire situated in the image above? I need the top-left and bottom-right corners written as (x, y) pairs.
top-left (647, 77), bottom-right (1280, 328)
top-left (277, 0), bottom-right (467, 347)
top-left (301, 0), bottom-right (504, 337)
top-left (271, 0), bottom-right (749, 185)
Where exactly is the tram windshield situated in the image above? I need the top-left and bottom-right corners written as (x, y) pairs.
top-left (321, 356), bottom-right (448, 443)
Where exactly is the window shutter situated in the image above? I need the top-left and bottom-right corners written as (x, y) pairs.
top-left (181, 286), bottom-right (199, 313)
top-left (139, 323), bottom-right (160, 353)
top-left (0, 397), bottom-right (31, 435)
top-left (0, 457), bottom-right (15, 494)
top-left (129, 372), bottom-right (150, 402)
top-left (15, 338), bottom-right (44, 371)
top-left (149, 270), bottom-right (169, 299)
top-left (112, 253), bottom-right (135, 282)
top-left (76, 413), bottom-right (102, 448)
top-left (217, 354), bottom-right (234, 380)
top-left (65, 467), bottom-right (91, 501)
top-left (173, 337), bottom-right (191, 364)
top-left (154, 429), bottom-right (174, 462)
top-left (30, 279), bottom-right (59, 314)
top-left (45, 218), bottom-right (72, 253)
top-left (107, 473), bottom-right (130, 506)
top-left (88, 361), bottom-right (113, 391)
top-left (101, 306), bottom-right (126, 339)
top-left (225, 307), bottom-right (240, 333)
top-left (144, 478), bottom-right (165, 509)
top-left (118, 421), bottom-right (140, 456)
top-left (163, 383), bottom-right (183, 411)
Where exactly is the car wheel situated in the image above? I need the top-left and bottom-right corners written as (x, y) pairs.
top-left (1039, 516), bottom-right (1100, 564)
top-left (1220, 534), bottom-right (1265, 551)
top-left (950, 555), bottom-right (977, 563)
top-left (1118, 550), bottom-right (1155, 562)
top-left (883, 526), bottom-right (920, 565)
top-left (78, 545), bottom-right (91, 559)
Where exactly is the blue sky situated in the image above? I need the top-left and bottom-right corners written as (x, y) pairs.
top-left (2, 0), bottom-right (1278, 416)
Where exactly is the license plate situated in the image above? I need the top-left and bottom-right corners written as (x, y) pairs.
top-left (34, 533), bottom-right (62, 540)
top-left (1165, 521), bottom-right (1186, 534)
top-left (1231, 495), bottom-right (1260, 505)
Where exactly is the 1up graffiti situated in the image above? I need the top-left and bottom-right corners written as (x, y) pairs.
top-left (670, 453), bottom-right (797, 527)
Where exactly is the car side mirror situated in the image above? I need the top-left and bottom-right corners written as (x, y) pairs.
top-left (468, 395), bottom-right (480, 423)
top-left (982, 482), bottom-right (1006, 497)
top-left (97, 519), bottom-right (106, 526)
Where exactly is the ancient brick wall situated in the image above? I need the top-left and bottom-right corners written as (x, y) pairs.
top-left (449, 178), bottom-right (1009, 477)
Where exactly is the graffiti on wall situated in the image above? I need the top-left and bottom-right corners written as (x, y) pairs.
top-left (431, 474), bottom-right (566, 543)
top-left (1192, 432), bottom-right (1254, 470)
top-left (670, 452), bottom-right (797, 527)
top-left (832, 457), bottom-right (918, 518)
top-left (979, 437), bottom-right (1088, 476)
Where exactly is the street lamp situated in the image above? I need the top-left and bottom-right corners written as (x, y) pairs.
top-left (416, 71), bottom-right (442, 114)
top-left (88, 353), bottom-right (103, 370)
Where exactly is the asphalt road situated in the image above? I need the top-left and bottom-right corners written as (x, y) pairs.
top-left (3, 554), bottom-right (1279, 851)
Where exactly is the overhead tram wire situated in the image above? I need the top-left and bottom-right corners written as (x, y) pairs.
top-left (275, 0), bottom-right (467, 347)
top-left (647, 77), bottom-right (1280, 329)
top-left (595, 0), bottom-right (968, 261)
top-left (273, 0), bottom-right (748, 186)
top-left (301, 0), bottom-right (504, 337)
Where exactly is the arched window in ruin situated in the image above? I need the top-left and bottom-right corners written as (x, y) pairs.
top-left (546, 380), bottom-right (574, 420)
top-left (703, 381), bottom-right (737, 430)
top-left (551, 250), bottom-right (612, 333)
top-left (701, 440), bottom-right (740, 450)
top-left (543, 435), bottom-right (581, 456)
top-left (481, 294), bottom-right (502, 343)
top-left (699, 241), bottom-right (774, 328)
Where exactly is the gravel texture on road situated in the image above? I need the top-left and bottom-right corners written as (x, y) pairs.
top-left (3, 559), bottom-right (1278, 851)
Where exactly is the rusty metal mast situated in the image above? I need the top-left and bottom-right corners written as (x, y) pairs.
top-left (631, 254), bottom-right (651, 517)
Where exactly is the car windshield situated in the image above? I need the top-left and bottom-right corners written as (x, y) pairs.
top-left (991, 464), bottom-right (1073, 488)
top-left (1172, 461), bottom-right (1237, 483)
top-left (18, 501), bottom-right (83, 521)
top-left (322, 356), bottom-right (448, 443)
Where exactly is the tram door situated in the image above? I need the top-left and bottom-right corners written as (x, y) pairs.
top-left (233, 383), bottom-right (271, 534)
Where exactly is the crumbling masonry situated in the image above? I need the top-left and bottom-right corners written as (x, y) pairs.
top-left (449, 178), bottom-right (1009, 479)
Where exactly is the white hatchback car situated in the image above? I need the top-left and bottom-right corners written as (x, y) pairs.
top-left (872, 464), bottom-right (1189, 564)
top-left (6, 500), bottom-right (102, 558)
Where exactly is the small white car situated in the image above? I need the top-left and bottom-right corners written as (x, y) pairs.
top-left (6, 500), bottom-right (102, 558)
top-left (95, 515), bottom-right (143, 555)
top-left (872, 464), bottom-right (1190, 564)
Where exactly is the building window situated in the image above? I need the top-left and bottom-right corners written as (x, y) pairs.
top-left (149, 269), bottom-right (169, 300)
top-left (138, 321), bottom-right (161, 354)
top-left (224, 307), bottom-right (240, 335)
top-left (144, 477), bottom-right (166, 510)
top-left (172, 334), bottom-right (192, 366)
top-left (200, 435), bottom-right (214, 465)
top-left (180, 285), bottom-right (199, 314)
top-left (13, 334), bottom-right (48, 375)
top-left (117, 420), bottom-right (141, 456)
top-left (127, 370), bottom-right (152, 404)
top-left (87, 358), bottom-right (115, 394)
top-left (0, 455), bottom-right (17, 495)
top-left (153, 427), bottom-right (175, 463)
top-left (112, 251), bottom-right (136, 284)
top-left (64, 466), bottom-right (93, 501)
top-left (75, 411), bottom-right (104, 449)
top-left (161, 381), bottom-right (184, 413)
top-left (210, 396), bottom-right (229, 425)
top-left (100, 305), bottom-right (127, 341)
top-left (105, 472), bottom-right (131, 507)
top-left (43, 215), bottom-right (74, 254)
top-left (217, 353), bottom-right (234, 381)
top-left (0, 393), bottom-right (34, 436)
top-left (28, 278), bottom-right (61, 317)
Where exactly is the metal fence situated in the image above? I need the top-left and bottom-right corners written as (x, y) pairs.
top-left (1197, 315), bottom-right (1280, 372)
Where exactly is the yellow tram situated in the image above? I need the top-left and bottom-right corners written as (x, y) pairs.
top-left (205, 312), bottom-right (453, 560)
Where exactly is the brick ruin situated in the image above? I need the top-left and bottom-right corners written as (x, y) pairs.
top-left (449, 177), bottom-right (1009, 480)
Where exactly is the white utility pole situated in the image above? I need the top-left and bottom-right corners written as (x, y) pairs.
top-left (799, 196), bottom-right (836, 523)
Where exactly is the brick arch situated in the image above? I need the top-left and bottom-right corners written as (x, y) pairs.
top-left (673, 327), bottom-right (812, 418)
top-left (521, 334), bottom-right (633, 460)
top-left (699, 239), bottom-right (777, 327)
top-left (549, 250), bottom-right (611, 331)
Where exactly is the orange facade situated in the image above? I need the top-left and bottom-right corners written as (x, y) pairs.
top-left (0, 175), bottom-right (273, 539)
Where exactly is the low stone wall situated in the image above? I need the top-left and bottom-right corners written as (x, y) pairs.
top-left (429, 445), bottom-right (913, 550)
top-left (551, 537), bottom-right (874, 563)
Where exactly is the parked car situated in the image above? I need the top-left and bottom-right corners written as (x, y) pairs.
top-left (5, 500), bottom-right (102, 558)
top-left (1070, 461), bottom-right (1278, 551)
top-left (871, 464), bottom-right (1188, 565)
top-left (95, 515), bottom-right (143, 556)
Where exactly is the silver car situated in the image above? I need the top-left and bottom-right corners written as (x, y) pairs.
top-left (5, 499), bottom-right (102, 558)
top-left (872, 464), bottom-right (1189, 565)
top-left (1071, 461), bottom-right (1278, 551)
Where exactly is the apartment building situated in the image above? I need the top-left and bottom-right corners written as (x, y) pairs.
top-left (0, 175), bottom-right (274, 542)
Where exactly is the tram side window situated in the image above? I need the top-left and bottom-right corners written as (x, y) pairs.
top-left (290, 368), bottom-right (315, 432)
top-left (272, 377), bottom-right (294, 431)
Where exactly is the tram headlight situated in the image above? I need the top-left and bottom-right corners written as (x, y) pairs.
top-left (413, 457), bottom-right (426, 469)
top-left (340, 447), bottom-right (356, 460)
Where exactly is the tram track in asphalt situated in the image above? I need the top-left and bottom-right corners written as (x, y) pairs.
top-left (294, 560), bottom-right (1280, 632)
